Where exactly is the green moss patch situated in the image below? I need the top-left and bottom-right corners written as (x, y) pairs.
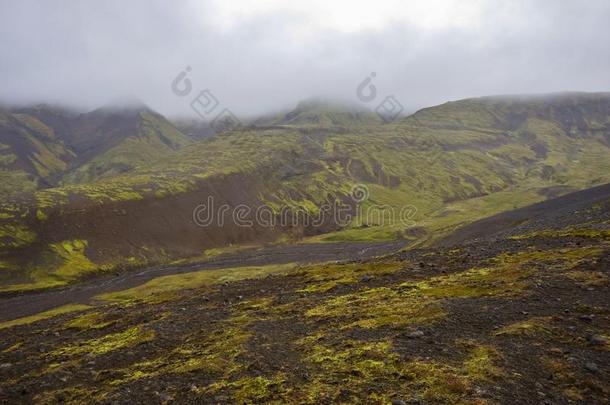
top-left (0, 224), bottom-right (37, 249)
top-left (64, 312), bottom-right (116, 330)
top-left (52, 325), bottom-right (154, 357)
top-left (49, 240), bottom-right (98, 280)
top-left (97, 263), bottom-right (296, 303)
top-left (295, 337), bottom-right (503, 403)
top-left (0, 304), bottom-right (92, 330)
top-left (510, 228), bottom-right (610, 240)
top-left (494, 316), bottom-right (554, 337)
top-left (109, 303), bottom-right (259, 391)
top-left (306, 286), bottom-right (446, 329)
top-left (298, 259), bottom-right (403, 293)
top-left (564, 270), bottom-right (608, 286)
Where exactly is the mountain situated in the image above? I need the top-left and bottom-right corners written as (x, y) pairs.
top-left (0, 93), bottom-right (609, 292)
top-left (61, 105), bottom-right (192, 183)
top-left (254, 98), bottom-right (382, 128)
top-left (0, 107), bottom-right (76, 196)
top-left (0, 103), bottom-right (192, 187)
top-left (409, 92), bottom-right (610, 136)
top-left (11, 104), bottom-right (78, 140)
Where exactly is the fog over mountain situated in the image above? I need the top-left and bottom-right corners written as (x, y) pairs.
top-left (1, 0), bottom-right (610, 117)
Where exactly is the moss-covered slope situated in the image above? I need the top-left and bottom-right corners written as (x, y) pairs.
top-left (0, 93), bottom-right (609, 291)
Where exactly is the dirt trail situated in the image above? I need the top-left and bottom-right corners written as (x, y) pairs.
top-left (0, 241), bottom-right (404, 322)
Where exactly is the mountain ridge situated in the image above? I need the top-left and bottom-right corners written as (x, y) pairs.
top-left (0, 104), bottom-right (193, 189)
top-left (0, 91), bottom-right (608, 292)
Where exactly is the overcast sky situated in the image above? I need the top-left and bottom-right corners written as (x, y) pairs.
top-left (1, 0), bottom-right (609, 117)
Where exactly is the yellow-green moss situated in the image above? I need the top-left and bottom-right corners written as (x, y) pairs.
top-left (109, 298), bottom-right (275, 387)
top-left (2, 342), bottom-right (23, 353)
top-left (0, 153), bottom-right (17, 165)
top-left (306, 246), bottom-right (604, 333)
top-left (402, 264), bottom-right (530, 299)
top-left (0, 224), bottom-right (37, 248)
top-left (0, 277), bottom-right (66, 293)
top-left (201, 374), bottom-right (290, 403)
top-left (170, 316), bottom-right (251, 375)
top-left (33, 386), bottom-right (107, 405)
top-left (296, 337), bottom-right (502, 403)
top-left (0, 304), bottom-right (92, 330)
top-left (64, 312), bottom-right (115, 330)
top-left (306, 286), bottom-right (446, 329)
top-left (494, 317), bottom-right (554, 337)
top-left (36, 209), bottom-right (48, 221)
top-left (564, 270), bottom-right (608, 286)
top-left (304, 248), bottom-right (550, 330)
top-left (35, 188), bottom-right (69, 209)
top-left (490, 246), bottom-right (603, 271)
top-left (510, 228), bottom-right (610, 240)
top-left (298, 259), bottom-right (403, 293)
top-left (169, 244), bottom-right (262, 266)
top-left (52, 325), bottom-right (154, 357)
top-left (49, 239), bottom-right (98, 280)
top-left (302, 340), bottom-right (402, 402)
top-left (97, 263), bottom-right (296, 303)
top-left (462, 344), bottom-right (504, 381)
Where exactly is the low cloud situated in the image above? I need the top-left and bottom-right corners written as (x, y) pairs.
top-left (1, 0), bottom-right (609, 117)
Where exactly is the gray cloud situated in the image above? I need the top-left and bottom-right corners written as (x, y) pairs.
top-left (1, 0), bottom-right (609, 117)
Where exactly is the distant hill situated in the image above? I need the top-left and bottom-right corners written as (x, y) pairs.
top-left (172, 118), bottom-right (216, 141)
top-left (254, 98), bottom-right (382, 128)
top-left (0, 103), bottom-right (192, 189)
top-left (62, 106), bottom-right (191, 183)
top-left (0, 108), bottom-right (75, 196)
top-left (408, 92), bottom-right (610, 136)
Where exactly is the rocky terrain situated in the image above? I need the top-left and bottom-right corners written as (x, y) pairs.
top-left (0, 184), bottom-right (607, 404)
